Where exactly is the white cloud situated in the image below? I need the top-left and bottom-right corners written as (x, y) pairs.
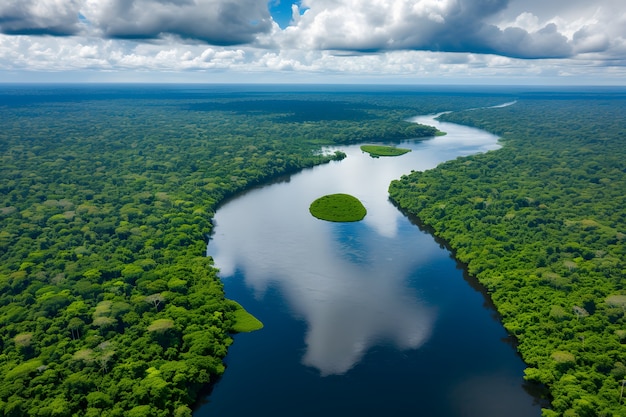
top-left (0, 0), bottom-right (82, 35)
top-left (279, 0), bottom-right (579, 58)
top-left (0, 0), bottom-right (624, 83)
top-left (81, 0), bottom-right (273, 45)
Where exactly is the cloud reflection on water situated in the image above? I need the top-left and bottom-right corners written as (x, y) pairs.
top-left (208, 114), bottom-right (500, 375)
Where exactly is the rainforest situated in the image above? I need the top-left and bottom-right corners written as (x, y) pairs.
top-left (390, 89), bottom-right (626, 417)
top-left (0, 84), bottom-right (625, 417)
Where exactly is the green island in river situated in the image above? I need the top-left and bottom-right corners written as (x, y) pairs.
top-left (228, 301), bottom-right (264, 333)
top-left (309, 193), bottom-right (367, 222)
top-left (360, 144), bottom-right (411, 157)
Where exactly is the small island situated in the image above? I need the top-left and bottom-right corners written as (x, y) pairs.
top-left (309, 193), bottom-right (367, 222)
top-left (360, 144), bottom-right (411, 157)
top-left (229, 301), bottom-right (264, 333)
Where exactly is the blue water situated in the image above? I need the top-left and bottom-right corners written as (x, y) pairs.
top-left (199, 113), bottom-right (543, 416)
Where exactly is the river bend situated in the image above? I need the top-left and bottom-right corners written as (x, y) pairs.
top-left (197, 111), bottom-right (541, 417)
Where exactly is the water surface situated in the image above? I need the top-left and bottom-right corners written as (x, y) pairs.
top-left (198, 113), bottom-right (542, 417)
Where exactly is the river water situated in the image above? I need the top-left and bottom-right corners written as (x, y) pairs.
top-left (197, 111), bottom-right (542, 417)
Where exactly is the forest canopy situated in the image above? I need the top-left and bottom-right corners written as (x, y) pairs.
top-left (6, 84), bottom-right (624, 416)
top-left (389, 93), bottom-right (626, 417)
top-left (0, 85), bottom-right (478, 416)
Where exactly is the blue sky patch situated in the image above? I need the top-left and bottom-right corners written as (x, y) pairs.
top-left (269, 0), bottom-right (302, 29)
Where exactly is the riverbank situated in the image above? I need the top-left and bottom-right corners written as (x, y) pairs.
top-left (389, 95), bottom-right (626, 416)
top-left (199, 108), bottom-right (541, 417)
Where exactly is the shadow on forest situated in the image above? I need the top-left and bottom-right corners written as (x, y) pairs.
top-left (186, 99), bottom-right (380, 122)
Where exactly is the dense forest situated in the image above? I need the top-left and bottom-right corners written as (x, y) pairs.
top-left (390, 91), bottom-right (626, 416)
top-left (0, 85), bottom-right (475, 417)
top-left (4, 85), bottom-right (623, 416)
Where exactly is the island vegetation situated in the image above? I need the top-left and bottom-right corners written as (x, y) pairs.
top-left (389, 91), bottom-right (626, 417)
top-left (0, 85), bottom-right (463, 416)
top-left (228, 301), bottom-right (264, 333)
top-left (309, 193), bottom-right (367, 222)
top-left (360, 144), bottom-right (411, 157)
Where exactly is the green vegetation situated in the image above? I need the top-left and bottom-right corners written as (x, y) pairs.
top-left (309, 193), bottom-right (367, 222)
top-left (389, 93), bottom-right (626, 417)
top-left (229, 301), bottom-right (264, 333)
top-left (1, 86), bottom-right (499, 416)
top-left (360, 145), bottom-right (411, 157)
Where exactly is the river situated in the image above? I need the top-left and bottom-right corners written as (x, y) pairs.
top-left (197, 110), bottom-right (543, 417)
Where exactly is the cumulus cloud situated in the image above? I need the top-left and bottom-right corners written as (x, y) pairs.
top-left (80, 0), bottom-right (273, 45)
top-left (0, 0), bottom-right (625, 82)
top-left (280, 0), bottom-right (575, 59)
top-left (0, 0), bottom-right (274, 45)
top-left (0, 0), bottom-right (621, 60)
top-left (0, 0), bottom-right (82, 36)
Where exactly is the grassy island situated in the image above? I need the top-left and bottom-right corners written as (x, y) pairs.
top-left (309, 193), bottom-right (367, 222)
top-left (360, 144), bottom-right (411, 157)
top-left (229, 301), bottom-right (264, 333)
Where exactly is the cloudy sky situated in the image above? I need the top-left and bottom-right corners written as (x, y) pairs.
top-left (0, 0), bottom-right (625, 84)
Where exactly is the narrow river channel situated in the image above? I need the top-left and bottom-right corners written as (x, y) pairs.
top-left (197, 110), bottom-right (543, 417)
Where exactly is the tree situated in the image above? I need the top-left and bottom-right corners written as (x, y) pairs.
top-left (147, 319), bottom-right (174, 334)
top-left (144, 293), bottom-right (165, 311)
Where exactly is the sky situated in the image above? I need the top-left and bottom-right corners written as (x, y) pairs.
top-left (0, 0), bottom-right (625, 84)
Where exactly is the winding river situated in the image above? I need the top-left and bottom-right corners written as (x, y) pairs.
top-left (197, 110), bottom-right (542, 417)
